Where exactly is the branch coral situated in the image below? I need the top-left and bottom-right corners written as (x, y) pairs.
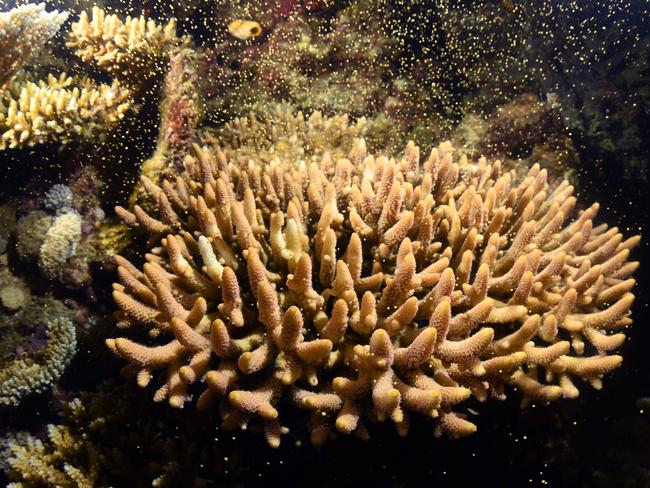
top-left (5, 425), bottom-right (99, 487)
top-left (66, 6), bottom-right (184, 85)
top-left (212, 106), bottom-right (368, 167)
top-left (0, 3), bottom-right (69, 88)
top-left (0, 316), bottom-right (76, 407)
top-left (0, 73), bottom-right (131, 150)
top-left (110, 112), bottom-right (638, 446)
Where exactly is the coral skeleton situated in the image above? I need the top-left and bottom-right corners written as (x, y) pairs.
top-left (110, 111), bottom-right (638, 446)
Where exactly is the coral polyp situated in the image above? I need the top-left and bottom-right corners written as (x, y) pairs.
top-left (109, 111), bottom-right (638, 447)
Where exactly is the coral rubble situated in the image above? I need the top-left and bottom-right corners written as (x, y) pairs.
top-left (109, 111), bottom-right (638, 447)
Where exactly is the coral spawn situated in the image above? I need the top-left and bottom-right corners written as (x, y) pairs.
top-left (110, 111), bottom-right (638, 447)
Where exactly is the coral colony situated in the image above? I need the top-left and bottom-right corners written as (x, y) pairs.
top-left (0, 1), bottom-right (645, 485)
top-left (110, 111), bottom-right (637, 446)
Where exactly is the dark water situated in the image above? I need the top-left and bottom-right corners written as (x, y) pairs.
top-left (1, 0), bottom-right (649, 486)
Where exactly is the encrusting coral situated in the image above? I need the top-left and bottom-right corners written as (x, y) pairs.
top-left (108, 111), bottom-right (639, 447)
top-left (0, 3), bottom-right (69, 88)
top-left (38, 211), bottom-right (83, 281)
top-left (0, 316), bottom-right (76, 407)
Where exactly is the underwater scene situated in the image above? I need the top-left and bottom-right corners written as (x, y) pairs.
top-left (0, 0), bottom-right (648, 486)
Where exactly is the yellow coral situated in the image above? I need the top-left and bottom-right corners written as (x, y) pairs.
top-left (66, 6), bottom-right (184, 84)
top-left (109, 111), bottom-right (638, 447)
top-left (209, 106), bottom-right (368, 166)
top-left (0, 285), bottom-right (27, 311)
top-left (6, 425), bottom-right (98, 488)
top-left (0, 3), bottom-right (69, 88)
top-left (0, 73), bottom-right (131, 150)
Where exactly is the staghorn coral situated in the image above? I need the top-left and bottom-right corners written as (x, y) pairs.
top-left (107, 111), bottom-right (639, 447)
top-left (66, 6), bottom-right (185, 86)
top-left (0, 72), bottom-right (131, 150)
top-left (38, 211), bottom-right (83, 280)
top-left (0, 316), bottom-right (76, 407)
top-left (0, 3), bottom-right (69, 89)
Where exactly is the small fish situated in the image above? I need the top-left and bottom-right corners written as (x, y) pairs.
top-left (502, 0), bottom-right (514, 12)
top-left (228, 20), bottom-right (263, 40)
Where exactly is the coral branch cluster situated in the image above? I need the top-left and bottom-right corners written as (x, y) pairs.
top-left (66, 6), bottom-right (184, 85)
top-left (0, 3), bottom-right (68, 88)
top-left (0, 4), bottom-right (186, 151)
top-left (0, 73), bottom-right (130, 150)
top-left (110, 112), bottom-right (638, 446)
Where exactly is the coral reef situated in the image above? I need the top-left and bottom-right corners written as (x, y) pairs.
top-left (213, 106), bottom-right (367, 167)
top-left (109, 111), bottom-right (638, 447)
top-left (0, 3), bottom-right (69, 88)
top-left (6, 172), bottom-right (107, 287)
top-left (2, 382), bottom-right (238, 487)
top-left (0, 1), bottom-right (646, 485)
top-left (199, 0), bottom-right (448, 150)
top-left (0, 4), bottom-right (194, 151)
top-left (66, 6), bottom-right (185, 87)
top-left (0, 72), bottom-right (131, 150)
top-left (4, 425), bottom-right (99, 488)
top-left (0, 315), bottom-right (76, 407)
